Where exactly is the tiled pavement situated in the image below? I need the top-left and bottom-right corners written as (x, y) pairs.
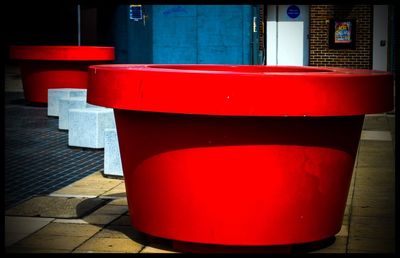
top-left (4, 66), bottom-right (396, 253)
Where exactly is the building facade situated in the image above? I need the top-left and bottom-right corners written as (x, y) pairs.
top-left (6, 4), bottom-right (398, 76)
top-left (95, 4), bottom-right (397, 74)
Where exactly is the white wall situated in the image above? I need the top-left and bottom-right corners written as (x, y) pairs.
top-left (372, 5), bottom-right (389, 71)
top-left (266, 5), bottom-right (309, 66)
top-left (266, 5), bottom-right (278, 65)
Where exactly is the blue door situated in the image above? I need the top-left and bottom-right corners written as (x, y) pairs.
top-left (152, 5), bottom-right (252, 64)
top-left (109, 5), bottom-right (256, 64)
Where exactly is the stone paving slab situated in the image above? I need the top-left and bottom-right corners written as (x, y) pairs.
top-left (353, 167), bottom-right (395, 183)
top-left (336, 225), bottom-right (349, 238)
top-left (12, 234), bottom-right (90, 251)
top-left (360, 130), bottom-right (392, 141)
top-left (342, 215), bottom-right (349, 226)
top-left (51, 187), bottom-right (109, 197)
top-left (386, 115), bottom-right (395, 145)
top-left (100, 192), bottom-right (127, 199)
top-left (100, 183), bottom-right (126, 198)
top-left (141, 245), bottom-right (178, 253)
top-left (51, 171), bottom-right (123, 198)
top-left (110, 215), bottom-right (131, 226)
top-left (72, 250), bottom-right (119, 253)
top-left (351, 206), bottom-right (395, 218)
top-left (34, 222), bottom-right (102, 238)
top-left (357, 140), bottom-right (394, 154)
top-left (94, 225), bottom-right (144, 240)
top-left (5, 216), bottom-right (55, 234)
top-left (362, 115), bottom-right (390, 131)
top-left (107, 198), bottom-right (128, 206)
top-left (356, 156), bottom-right (394, 168)
top-left (5, 216), bottom-right (55, 247)
top-left (140, 236), bottom-right (177, 253)
top-left (68, 179), bottom-right (122, 188)
top-left (53, 218), bottom-right (90, 224)
top-left (5, 232), bottom-right (31, 247)
top-left (6, 247), bottom-right (71, 253)
top-left (352, 195), bottom-right (395, 209)
top-left (90, 204), bottom-right (128, 216)
top-left (74, 237), bottom-right (144, 253)
top-left (49, 193), bottom-right (99, 199)
top-left (5, 196), bottom-right (107, 218)
top-left (349, 216), bottom-right (395, 240)
top-left (347, 237), bottom-right (395, 253)
top-left (82, 214), bottom-right (122, 225)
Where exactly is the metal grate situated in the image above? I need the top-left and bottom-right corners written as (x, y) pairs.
top-left (5, 94), bottom-right (104, 209)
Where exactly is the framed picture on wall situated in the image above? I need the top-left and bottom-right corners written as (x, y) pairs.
top-left (329, 19), bottom-right (356, 49)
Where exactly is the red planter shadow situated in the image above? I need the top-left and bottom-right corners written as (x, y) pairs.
top-left (9, 46), bottom-right (115, 104)
top-left (87, 64), bottom-right (393, 250)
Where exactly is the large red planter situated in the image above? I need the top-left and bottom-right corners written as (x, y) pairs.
top-left (87, 65), bottom-right (393, 250)
top-left (9, 46), bottom-right (115, 103)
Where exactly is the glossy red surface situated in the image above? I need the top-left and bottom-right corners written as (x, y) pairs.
top-left (87, 64), bottom-right (393, 116)
top-left (9, 46), bottom-right (115, 103)
top-left (87, 65), bottom-right (393, 247)
top-left (9, 46), bottom-right (115, 61)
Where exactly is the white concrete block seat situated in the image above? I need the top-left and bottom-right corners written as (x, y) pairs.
top-left (104, 128), bottom-right (123, 177)
top-left (48, 89), bottom-right (87, 117)
top-left (58, 97), bottom-right (87, 130)
top-left (68, 107), bottom-right (116, 149)
top-left (86, 103), bottom-right (103, 109)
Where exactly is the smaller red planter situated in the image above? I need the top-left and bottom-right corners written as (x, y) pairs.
top-left (9, 46), bottom-right (115, 103)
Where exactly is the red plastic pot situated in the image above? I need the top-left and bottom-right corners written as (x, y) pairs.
top-left (87, 65), bottom-right (393, 249)
top-left (9, 46), bottom-right (115, 103)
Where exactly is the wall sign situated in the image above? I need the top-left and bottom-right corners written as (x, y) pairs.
top-left (129, 5), bottom-right (143, 21)
top-left (287, 5), bottom-right (300, 19)
top-left (329, 19), bottom-right (356, 49)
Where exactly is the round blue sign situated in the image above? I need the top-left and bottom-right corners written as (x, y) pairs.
top-left (287, 5), bottom-right (300, 19)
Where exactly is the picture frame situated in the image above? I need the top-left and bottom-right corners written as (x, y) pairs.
top-left (329, 19), bottom-right (356, 49)
top-left (129, 5), bottom-right (143, 21)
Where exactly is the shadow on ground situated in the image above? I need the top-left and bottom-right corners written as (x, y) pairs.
top-left (76, 192), bottom-right (337, 254)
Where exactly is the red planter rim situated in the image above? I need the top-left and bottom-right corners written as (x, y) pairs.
top-left (9, 45), bottom-right (115, 61)
top-left (87, 64), bottom-right (393, 117)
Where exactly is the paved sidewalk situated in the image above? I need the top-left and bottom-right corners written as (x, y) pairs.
top-left (4, 113), bottom-right (395, 253)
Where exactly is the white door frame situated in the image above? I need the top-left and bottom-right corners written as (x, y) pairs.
top-left (372, 5), bottom-right (389, 71)
top-left (266, 5), bottom-right (309, 66)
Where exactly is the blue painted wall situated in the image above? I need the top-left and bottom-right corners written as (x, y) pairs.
top-left (152, 5), bottom-right (252, 64)
top-left (111, 5), bottom-right (254, 64)
top-left (152, 5), bottom-right (197, 64)
top-left (109, 5), bottom-right (153, 64)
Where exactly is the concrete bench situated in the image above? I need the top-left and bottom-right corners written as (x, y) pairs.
top-left (48, 89), bottom-right (87, 117)
top-left (58, 97), bottom-right (87, 130)
top-left (104, 128), bottom-right (123, 177)
top-left (68, 107), bottom-right (116, 149)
